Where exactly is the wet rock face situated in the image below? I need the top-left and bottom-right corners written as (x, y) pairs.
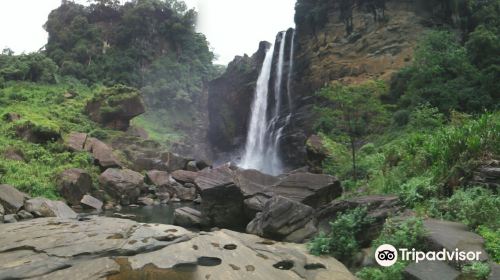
top-left (207, 41), bottom-right (270, 159)
top-left (0, 217), bottom-right (355, 280)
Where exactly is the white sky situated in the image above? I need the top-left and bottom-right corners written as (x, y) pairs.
top-left (0, 0), bottom-right (296, 64)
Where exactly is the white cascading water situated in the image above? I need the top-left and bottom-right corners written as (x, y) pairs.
top-left (240, 31), bottom-right (294, 175)
top-left (239, 39), bottom-right (276, 173)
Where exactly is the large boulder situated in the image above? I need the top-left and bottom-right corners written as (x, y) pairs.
top-left (24, 197), bottom-right (51, 213)
top-left (316, 195), bottom-right (401, 246)
top-left (272, 172), bottom-right (342, 208)
top-left (423, 219), bottom-right (489, 265)
top-left (173, 207), bottom-right (202, 227)
top-left (57, 168), bottom-right (92, 206)
top-left (171, 182), bottom-right (197, 201)
top-left (0, 185), bottom-right (29, 214)
top-left (99, 168), bottom-right (144, 205)
top-left (84, 137), bottom-right (122, 169)
top-left (160, 151), bottom-right (192, 172)
top-left (145, 170), bottom-right (170, 187)
top-left (172, 170), bottom-right (199, 184)
top-left (233, 169), bottom-right (279, 197)
top-left (195, 166), bottom-right (246, 228)
top-left (247, 196), bottom-right (317, 243)
top-left (64, 132), bottom-right (88, 152)
top-left (38, 200), bottom-right (78, 219)
top-left (85, 85), bottom-right (145, 131)
top-left (24, 198), bottom-right (77, 219)
top-left (80, 195), bottom-right (103, 210)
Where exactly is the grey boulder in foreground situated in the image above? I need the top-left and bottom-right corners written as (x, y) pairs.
top-left (0, 216), bottom-right (355, 280)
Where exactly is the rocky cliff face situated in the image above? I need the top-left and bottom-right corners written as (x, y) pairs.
top-left (208, 42), bottom-right (269, 161)
top-left (283, 0), bottom-right (465, 168)
top-left (208, 0), bottom-right (461, 170)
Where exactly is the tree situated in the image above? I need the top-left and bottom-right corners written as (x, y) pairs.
top-left (316, 80), bottom-right (389, 181)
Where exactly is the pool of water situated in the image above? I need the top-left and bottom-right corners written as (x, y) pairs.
top-left (99, 203), bottom-right (199, 224)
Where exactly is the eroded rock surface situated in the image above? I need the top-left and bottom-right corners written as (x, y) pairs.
top-left (0, 217), bottom-right (355, 280)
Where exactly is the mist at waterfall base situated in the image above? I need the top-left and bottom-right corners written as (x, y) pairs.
top-left (239, 30), bottom-right (295, 176)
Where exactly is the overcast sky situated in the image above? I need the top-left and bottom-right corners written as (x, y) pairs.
top-left (0, 0), bottom-right (296, 64)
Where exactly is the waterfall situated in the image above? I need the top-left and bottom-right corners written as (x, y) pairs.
top-left (240, 30), bottom-right (294, 175)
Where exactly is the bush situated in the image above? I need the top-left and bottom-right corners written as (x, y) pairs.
top-left (407, 104), bottom-right (444, 131)
top-left (462, 262), bottom-right (491, 280)
top-left (445, 187), bottom-right (500, 229)
top-left (393, 109), bottom-right (410, 127)
top-left (308, 207), bottom-right (374, 263)
top-left (372, 217), bottom-right (426, 250)
top-left (477, 226), bottom-right (500, 263)
top-left (399, 175), bottom-right (437, 207)
top-left (356, 261), bottom-right (406, 280)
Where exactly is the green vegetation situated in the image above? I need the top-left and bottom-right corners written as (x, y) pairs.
top-left (308, 207), bottom-right (373, 263)
top-left (0, 50), bottom-right (58, 85)
top-left (477, 226), bottom-right (500, 263)
top-left (42, 0), bottom-right (216, 145)
top-left (315, 80), bottom-right (389, 181)
top-left (0, 82), bottom-right (105, 198)
top-left (310, 0), bottom-right (500, 274)
top-left (461, 262), bottom-right (491, 280)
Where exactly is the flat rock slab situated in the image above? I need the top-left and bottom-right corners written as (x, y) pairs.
top-left (423, 219), bottom-right (489, 264)
top-left (0, 217), bottom-right (355, 280)
top-left (404, 260), bottom-right (460, 280)
top-left (127, 229), bottom-right (354, 280)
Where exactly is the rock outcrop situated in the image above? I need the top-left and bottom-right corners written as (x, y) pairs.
top-left (85, 85), bottom-right (145, 131)
top-left (273, 172), bottom-right (342, 208)
top-left (247, 196), bottom-right (317, 243)
top-left (192, 166), bottom-right (342, 230)
top-left (0, 217), bottom-right (356, 280)
top-left (195, 166), bottom-right (247, 228)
